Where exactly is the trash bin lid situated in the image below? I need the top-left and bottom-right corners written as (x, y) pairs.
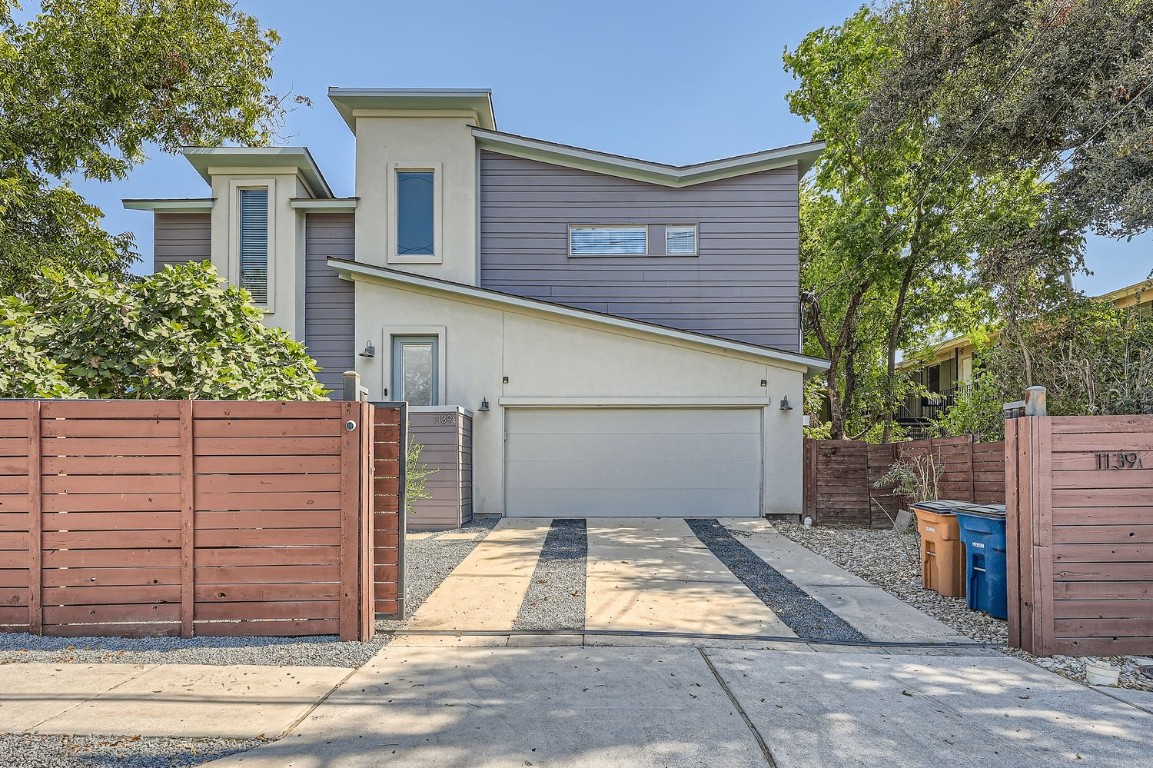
top-left (956, 503), bottom-right (1007, 519)
top-left (910, 500), bottom-right (970, 513)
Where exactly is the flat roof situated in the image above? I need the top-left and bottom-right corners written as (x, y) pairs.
top-left (181, 147), bottom-right (334, 198)
top-left (328, 88), bottom-right (497, 132)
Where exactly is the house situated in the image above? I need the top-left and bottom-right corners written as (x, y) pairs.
top-left (125, 88), bottom-right (828, 523)
top-left (897, 279), bottom-right (1153, 436)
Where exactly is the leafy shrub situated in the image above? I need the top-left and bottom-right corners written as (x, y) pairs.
top-left (404, 438), bottom-right (437, 514)
top-left (0, 262), bottom-right (326, 400)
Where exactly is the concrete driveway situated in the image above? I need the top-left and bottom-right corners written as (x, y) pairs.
top-left (202, 517), bottom-right (1153, 767)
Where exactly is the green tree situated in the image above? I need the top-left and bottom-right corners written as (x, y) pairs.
top-left (1, 261), bottom-right (327, 400)
top-left (786, 7), bottom-right (1065, 440)
top-left (868, 0), bottom-right (1153, 240)
top-left (0, 0), bottom-right (291, 292)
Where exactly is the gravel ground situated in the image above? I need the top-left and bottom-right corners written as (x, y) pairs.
top-left (0, 735), bottom-right (267, 768)
top-left (0, 517), bottom-right (500, 768)
top-left (774, 521), bottom-right (1153, 692)
top-left (688, 518), bottom-right (867, 642)
top-left (513, 519), bottom-right (587, 631)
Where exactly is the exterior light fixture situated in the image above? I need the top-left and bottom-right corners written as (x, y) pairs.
top-left (358, 340), bottom-right (376, 358)
top-left (779, 396), bottom-right (793, 411)
top-left (478, 397), bottom-right (490, 412)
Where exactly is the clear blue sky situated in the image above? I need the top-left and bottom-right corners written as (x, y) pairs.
top-left (72, 0), bottom-right (1150, 293)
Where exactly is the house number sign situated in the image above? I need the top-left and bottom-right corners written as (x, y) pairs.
top-left (1093, 452), bottom-right (1145, 470)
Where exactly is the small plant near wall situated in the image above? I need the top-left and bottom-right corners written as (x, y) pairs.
top-left (405, 438), bottom-right (437, 514)
top-left (874, 451), bottom-right (943, 504)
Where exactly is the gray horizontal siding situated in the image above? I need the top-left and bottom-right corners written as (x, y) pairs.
top-left (305, 213), bottom-right (355, 396)
top-left (479, 151), bottom-right (801, 350)
top-left (154, 213), bottom-right (210, 271)
top-left (408, 411), bottom-right (473, 532)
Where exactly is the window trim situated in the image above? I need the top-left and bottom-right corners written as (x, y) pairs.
top-left (568, 224), bottom-right (649, 257)
top-left (387, 162), bottom-right (443, 264)
top-left (382, 326), bottom-right (446, 405)
top-left (228, 178), bottom-right (275, 312)
top-left (664, 224), bottom-right (699, 256)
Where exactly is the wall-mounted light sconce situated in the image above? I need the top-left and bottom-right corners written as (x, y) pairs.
top-left (779, 395), bottom-right (793, 411)
top-left (478, 397), bottom-right (490, 412)
top-left (358, 340), bottom-right (376, 358)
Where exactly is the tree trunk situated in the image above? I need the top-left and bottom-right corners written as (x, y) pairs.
top-left (881, 257), bottom-right (918, 442)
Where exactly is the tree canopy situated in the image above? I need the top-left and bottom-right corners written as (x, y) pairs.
top-left (0, 261), bottom-right (327, 400)
top-left (0, 0), bottom-right (289, 293)
top-left (868, 0), bottom-right (1153, 240)
top-left (786, 7), bottom-right (1076, 440)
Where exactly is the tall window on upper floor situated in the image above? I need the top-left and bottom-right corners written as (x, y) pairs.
top-left (238, 188), bottom-right (269, 304)
top-left (396, 170), bottom-right (435, 256)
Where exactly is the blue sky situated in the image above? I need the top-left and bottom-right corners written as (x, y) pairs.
top-left (71, 0), bottom-right (1150, 293)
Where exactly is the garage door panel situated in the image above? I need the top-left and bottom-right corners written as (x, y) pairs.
top-left (505, 432), bottom-right (762, 463)
top-left (508, 487), bottom-right (760, 519)
top-left (505, 408), bottom-right (762, 518)
top-left (506, 459), bottom-right (762, 491)
top-left (507, 408), bottom-right (759, 435)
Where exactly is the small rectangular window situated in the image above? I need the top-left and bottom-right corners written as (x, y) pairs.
top-left (569, 225), bottom-right (647, 256)
top-left (238, 188), bottom-right (269, 304)
top-left (392, 336), bottom-right (439, 407)
top-left (665, 225), bottom-right (698, 256)
top-left (397, 171), bottom-right (435, 255)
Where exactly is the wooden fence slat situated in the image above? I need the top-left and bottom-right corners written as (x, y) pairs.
top-left (180, 401), bottom-right (195, 638)
top-left (359, 401), bottom-right (374, 640)
top-left (339, 401), bottom-right (359, 642)
top-left (1005, 418), bottom-right (1021, 649)
top-left (28, 401), bottom-right (41, 635)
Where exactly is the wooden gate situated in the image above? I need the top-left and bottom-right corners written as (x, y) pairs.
top-left (1006, 415), bottom-right (1153, 656)
top-left (0, 400), bottom-right (383, 641)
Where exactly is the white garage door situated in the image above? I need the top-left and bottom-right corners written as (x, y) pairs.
top-left (504, 408), bottom-right (763, 518)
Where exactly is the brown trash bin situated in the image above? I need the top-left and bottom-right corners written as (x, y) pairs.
top-left (911, 501), bottom-right (967, 598)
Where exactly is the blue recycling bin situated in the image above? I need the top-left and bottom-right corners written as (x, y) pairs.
top-left (954, 504), bottom-right (1009, 620)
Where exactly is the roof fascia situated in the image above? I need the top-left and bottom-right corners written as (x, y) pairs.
top-left (182, 147), bottom-right (334, 199)
top-left (473, 129), bottom-right (824, 187)
top-left (328, 88), bottom-right (497, 132)
top-left (122, 198), bottom-right (214, 212)
top-left (328, 258), bottom-right (828, 374)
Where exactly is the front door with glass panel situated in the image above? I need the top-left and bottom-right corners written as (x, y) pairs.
top-left (392, 336), bottom-right (438, 406)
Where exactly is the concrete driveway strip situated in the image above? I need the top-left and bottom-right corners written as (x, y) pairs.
top-left (722, 519), bottom-right (968, 643)
top-left (205, 645), bottom-right (770, 768)
top-left (394, 518), bottom-right (551, 644)
top-left (30, 664), bottom-right (351, 739)
top-left (707, 649), bottom-right (1153, 768)
top-left (585, 518), bottom-right (797, 638)
top-left (0, 663), bottom-right (155, 733)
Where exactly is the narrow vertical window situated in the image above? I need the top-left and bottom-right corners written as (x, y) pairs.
top-left (396, 171), bottom-right (435, 255)
top-left (238, 188), bottom-right (269, 304)
top-left (392, 336), bottom-right (439, 406)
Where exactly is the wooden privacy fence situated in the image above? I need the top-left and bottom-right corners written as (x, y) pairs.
top-left (1007, 415), bottom-right (1153, 656)
top-left (804, 435), bottom-right (1006, 527)
top-left (0, 399), bottom-right (395, 641)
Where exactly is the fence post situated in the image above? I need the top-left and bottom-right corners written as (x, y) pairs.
top-left (178, 401), bottom-right (196, 638)
top-left (26, 401), bottom-right (42, 635)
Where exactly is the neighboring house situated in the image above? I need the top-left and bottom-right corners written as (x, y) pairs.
top-left (897, 279), bottom-right (1153, 436)
top-left (125, 88), bottom-right (828, 521)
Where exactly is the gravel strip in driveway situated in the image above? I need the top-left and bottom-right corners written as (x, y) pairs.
top-left (0, 734), bottom-right (267, 768)
top-left (686, 518), bottom-right (868, 642)
top-left (513, 518), bottom-right (587, 631)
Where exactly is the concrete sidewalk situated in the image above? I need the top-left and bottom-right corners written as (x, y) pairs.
top-left (202, 644), bottom-right (1153, 767)
top-left (0, 663), bottom-right (350, 738)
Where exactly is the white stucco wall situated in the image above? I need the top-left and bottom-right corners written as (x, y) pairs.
top-left (208, 169), bottom-right (308, 339)
top-left (351, 276), bottom-right (807, 517)
top-left (352, 113), bottom-right (480, 285)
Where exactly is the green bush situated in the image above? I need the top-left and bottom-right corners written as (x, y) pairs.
top-left (0, 262), bottom-right (326, 400)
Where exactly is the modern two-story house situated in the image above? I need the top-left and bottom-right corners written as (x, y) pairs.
top-left (125, 88), bottom-right (828, 522)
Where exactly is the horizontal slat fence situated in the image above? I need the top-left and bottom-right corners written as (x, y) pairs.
top-left (1007, 415), bottom-right (1153, 656)
top-left (371, 403), bottom-right (405, 618)
top-left (804, 435), bottom-right (1006, 527)
top-left (0, 399), bottom-right (387, 641)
